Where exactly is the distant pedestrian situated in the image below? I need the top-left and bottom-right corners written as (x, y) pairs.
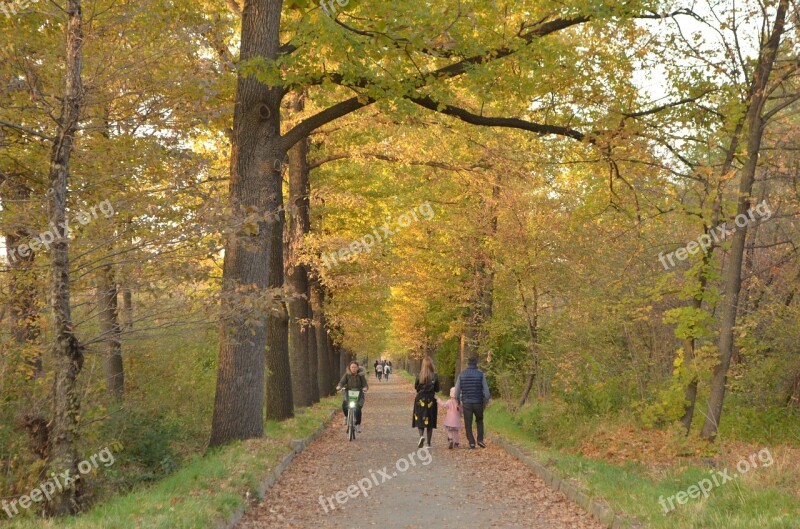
top-left (454, 356), bottom-right (490, 449)
top-left (412, 356), bottom-right (439, 448)
top-left (438, 387), bottom-right (462, 449)
top-left (376, 362), bottom-right (383, 381)
top-left (384, 363), bottom-right (391, 381)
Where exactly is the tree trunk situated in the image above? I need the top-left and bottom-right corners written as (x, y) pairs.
top-left (210, 0), bottom-right (289, 445)
top-left (337, 341), bottom-right (347, 376)
top-left (327, 335), bottom-right (336, 381)
top-left (285, 95), bottom-right (315, 407)
top-left (120, 287), bottom-right (133, 330)
top-left (787, 371), bottom-right (800, 407)
top-left (97, 265), bottom-right (124, 399)
top-left (265, 180), bottom-right (293, 421)
top-left (680, 252), bottom-right (712, 432)
top-left (286, 161), bottom-right (317, 406)
top-left (46, 0), bottom-right (85, 514)
top-left (310, 280), bottom-right (332, 397)
top-left (517, 279), bottom-right (539, 408)
top-left (456, 183), bottom-right (499, 382)
top-left (458, 262), bottom-right (494, 376)
top-left (701, 0), bottom-right (788, 440)
top-left (328, 331), bottom-right (339, 387)
top-left (680, 116), bottom-right (743, 432)
top-left (454, 332), bottom-right (464, 382)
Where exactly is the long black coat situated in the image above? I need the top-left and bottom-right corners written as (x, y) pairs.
top-left (412, 373), bottom-right (440, 429)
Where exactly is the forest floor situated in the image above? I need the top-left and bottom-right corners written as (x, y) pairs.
top-left (237, 374), bottom-right (604, 529)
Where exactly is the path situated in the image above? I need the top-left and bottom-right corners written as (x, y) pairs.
top-left (238, 373), bottom-right (603, 529)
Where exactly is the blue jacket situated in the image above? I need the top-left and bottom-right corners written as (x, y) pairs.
top-left (455, 366), bottom-right (490, 405)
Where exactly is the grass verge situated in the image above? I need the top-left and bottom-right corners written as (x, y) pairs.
top-left (4, 396), bottom-right (339, 529)
top-left (486, 401), bottom-right (799, 529)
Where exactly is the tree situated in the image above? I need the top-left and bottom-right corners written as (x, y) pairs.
top-left (97, 264), bottom-right (124, 399)
top-left (701, 0), bottom-right (791, 440)
top-left (285, 93), bottom-right (315, 408)
top-left (47, 0), bottom-right (86, 513)
top-left (208, 0), bottom-right (692, 445)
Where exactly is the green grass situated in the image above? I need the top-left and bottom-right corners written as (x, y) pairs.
top-left (486, 402), bottom-right (799, 529)
top-left (4, 397), bottom-right (339, 529)
top-left (397, 370), bottom-right (416, 385)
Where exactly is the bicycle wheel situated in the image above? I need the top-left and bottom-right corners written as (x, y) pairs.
top-left (348, 412), bottom-right (356, 441)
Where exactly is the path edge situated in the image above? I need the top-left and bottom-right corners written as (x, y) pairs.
top-left (494, 435), bottom-right (643, 529)
top-left (216, 408), bottom-right (339, 529)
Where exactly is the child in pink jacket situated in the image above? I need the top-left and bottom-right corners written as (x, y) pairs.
top-left (438, 387), bottom-right (463, 449)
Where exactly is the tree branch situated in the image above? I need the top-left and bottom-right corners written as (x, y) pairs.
top-left (407, 95), bottom-right (589, 142)
top-left (621, 90), bottom-right (714, 118)
top-left (280, 9), bottom-right (694, 150)
top-left (0, 120), bottom-right (53, 141)
top-left (279, 96), bottom-right (373, 151)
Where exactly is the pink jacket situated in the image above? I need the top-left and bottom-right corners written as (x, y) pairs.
top-left (440, 397), bottom-right (462, 428)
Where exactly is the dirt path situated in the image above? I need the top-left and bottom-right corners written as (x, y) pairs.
top-left (238, 373), bottom-right (604, 529)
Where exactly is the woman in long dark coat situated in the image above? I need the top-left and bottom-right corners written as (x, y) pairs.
top-left (412, 355), bottom-right (440, 448)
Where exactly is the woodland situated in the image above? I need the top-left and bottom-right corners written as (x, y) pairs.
top-left (0, 0), bottom-right (798, 527)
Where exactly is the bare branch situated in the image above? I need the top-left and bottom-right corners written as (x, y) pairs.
top-left (0, 120), bottom-right (53, 141)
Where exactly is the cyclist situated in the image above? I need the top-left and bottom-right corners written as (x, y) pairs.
top-left (336, 361), bottom-right (369, 433)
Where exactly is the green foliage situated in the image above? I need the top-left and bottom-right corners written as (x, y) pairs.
top-left (718, 401), bottom-right (800, 445)
top-left (3, 400), bottom-right (337, 529)
top-left (432, 336), bottom-right (457, 387)
top-left (664, 307), bottom-right (714, 340)
top-left (101, 410), bottom-right (180, 484)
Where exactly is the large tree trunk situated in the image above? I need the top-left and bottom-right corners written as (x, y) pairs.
top-left (285, 95), bottom-right (315, 407)
top-left (701, 0), bottom-right (789, 440)
top-left (265, 218), bottom-right (293, 420)
top-left (97, 265), bottom-right (124, 399)
top-left (47, 0), bottom-right (85, 514)
top-left (210, 0), bottom-right (290, 445)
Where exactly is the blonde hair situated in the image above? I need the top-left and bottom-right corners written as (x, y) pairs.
top-left (419, 356), bottom-right (436, 385)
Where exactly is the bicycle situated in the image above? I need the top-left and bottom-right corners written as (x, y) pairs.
top-left (340, 388), bottom-right (363, 441)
